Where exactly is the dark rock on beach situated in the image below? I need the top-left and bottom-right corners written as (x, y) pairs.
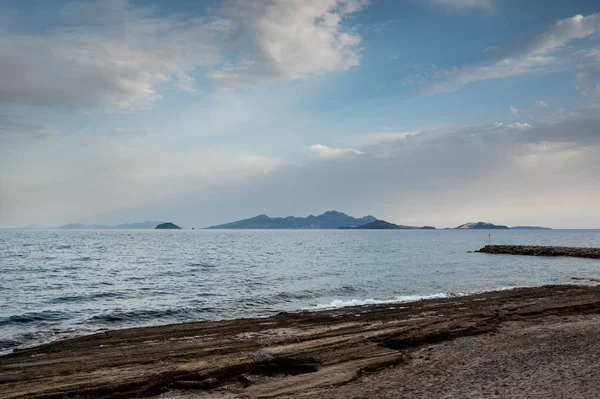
top-left (476, 245), bottom-right (600, 259)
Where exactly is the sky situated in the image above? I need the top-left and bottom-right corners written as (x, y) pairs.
top-left (0, 0), bottom-right (599, 229)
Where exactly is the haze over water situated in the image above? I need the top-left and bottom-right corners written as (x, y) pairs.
top-left (1, 229), bottom-right (599, 354)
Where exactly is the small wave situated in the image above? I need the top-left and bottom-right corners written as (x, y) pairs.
top-left (46, 291), bottom-right (129, 304)
top-left (88, 307), bottom-right (215, 324)
top-left (329, 285), bottom-right (365, 295)
top-left (306, 293), bottom-right (454, 310)
top-left (187, 262), bottom-right (216, 268)
top-left (271, 290), bottom-right (317, 302)
top-left (0, 310), bottom-right (67, 326)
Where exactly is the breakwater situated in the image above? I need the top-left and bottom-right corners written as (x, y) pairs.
top-left (476, 245), bottom-right (600, 259)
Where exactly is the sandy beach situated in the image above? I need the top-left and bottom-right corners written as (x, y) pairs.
top-left (2, 285), bottom-right (600, 399)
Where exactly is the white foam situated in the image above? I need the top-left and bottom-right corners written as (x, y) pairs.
top-left (307, 292), bottom-right (454, 310)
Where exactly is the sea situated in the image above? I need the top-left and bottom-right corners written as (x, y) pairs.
top-left (1, 228), bottom-right (599, 355)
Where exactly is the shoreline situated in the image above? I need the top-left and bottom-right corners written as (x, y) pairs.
top-left (1, 284), bottom-right (544, 356)
top-left (3, 284), bottom-right (600, 398)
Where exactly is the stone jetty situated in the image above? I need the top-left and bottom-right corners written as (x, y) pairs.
top-left (476, 245), bottom-right (600, 259)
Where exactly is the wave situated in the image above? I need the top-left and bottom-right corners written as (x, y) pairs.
top-left (0, 310), bottom-right (68, 326)
top-left (88, 306), bottom-right (215, 324)
top-left (306, 293), bottom-right (456, 310)
top-left (305, 286), bottom-right (528, 310)
top-left (46, 291), bottom-right (130, 304)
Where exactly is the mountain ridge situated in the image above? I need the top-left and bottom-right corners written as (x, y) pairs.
top-left (205, 211), bottom-right (377, 229)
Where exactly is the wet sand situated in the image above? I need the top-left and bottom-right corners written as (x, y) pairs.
top-left (2, 285), bottom-right (600, 399)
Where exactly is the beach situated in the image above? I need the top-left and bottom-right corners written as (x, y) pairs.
top-left (2, 284), bottom-right (600, 398)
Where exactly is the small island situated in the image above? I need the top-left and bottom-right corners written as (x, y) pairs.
top-left (155, 222), bottom-right (181, 230)
top-left (456, 222), bottom-right (509, 229)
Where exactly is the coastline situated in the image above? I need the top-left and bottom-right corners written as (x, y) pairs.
top-left (2, 285), bottom-right (600, 398)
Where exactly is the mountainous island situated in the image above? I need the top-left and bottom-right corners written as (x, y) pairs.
top-left (155, 222), bottom-right (181, 230)
top-left (340, 220), bottom-right (436, 230)
top-left (205, 211), bottom-right (378, 229)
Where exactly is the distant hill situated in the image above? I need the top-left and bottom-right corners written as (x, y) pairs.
top-left (456, 222), bottom-right (509, 230)
top-left (58, 221), bottom-right (164, 229)
top-left (340, 220), bottom-right (436, 230)
top-left (155, 222), bottom-right (181, 230)
top-left (205, 211), bottom-right (377, 229)
top-left (510, 226), bottom-right (552, 230)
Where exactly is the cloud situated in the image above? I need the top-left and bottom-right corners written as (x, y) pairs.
top-left (429, 0), bottom-right (494, 11)
top-left (536, 100), bottom-right (549, 107)
top-left (309, 144), bottom-right (363, 158)
top-left (345, 131), bottom-right (416, 147)
top-left (576, 70), bottom-right (600, 97)
top-left (0, 1), bottom-right (229, 112)
top-left (575, 49), bottom-right (600, 97)
top-left (510, 106), bottom-right (519, 116)
top-left (505, 122), bottom-right (531, 129)
top-left (423, 13), bottom-right (600, 93)
top-left (209, 0), bottom-right (368, 88)
top-left (0, 0), bottom-right (370, 111)
top-left (0, 117), bottom-right (60, 141)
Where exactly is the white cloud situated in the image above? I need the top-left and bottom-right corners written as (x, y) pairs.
top-left (506, 122), bottom-right (531, 129)
top-left (0, 2), bottom-right (230, 112)
top-left (0, 118), bottom-right (60, 141)
top-left (0, 0), bottom-right (371, 111)
top-left (210, 0), bottom-right (368, 88)
top-left (309, 144), bottom-right (363, 158)
top-left (429, 0), bottom-right (494, 11)
top-left (536, 100), bottom-right (549, 107)
top-left (510, 106), bottom-right (519, 116)
top-left (424, 13), bottom-right (600, 93)
top-left (346, 131), bottom-right (416, 147)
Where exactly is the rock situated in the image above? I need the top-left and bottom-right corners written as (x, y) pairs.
top-left (475, 245), bottom-right (600, 259)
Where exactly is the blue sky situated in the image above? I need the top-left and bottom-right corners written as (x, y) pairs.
top-left (1, 0), bottom-right (599, 228)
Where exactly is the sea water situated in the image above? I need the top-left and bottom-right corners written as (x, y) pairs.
top-left (1, 228), bottom-right (599, 354)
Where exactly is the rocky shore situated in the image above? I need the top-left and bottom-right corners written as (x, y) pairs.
top-left (2, 285), bottom-right (600, 399)
top-left (476, 245), bottom-right (600, 259)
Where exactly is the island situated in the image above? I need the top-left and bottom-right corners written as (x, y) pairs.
top-left (456, 222), bottom-right (509, 229)
top-left (205, 211), bottom-right (377, 229)
top-left (340, 220), bottom-right (436, 230)
top-left (155, 222), bottom-right (181, 230)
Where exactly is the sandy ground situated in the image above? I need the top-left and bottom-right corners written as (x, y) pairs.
top-left (2, 285), bottom-right (600, 399)
top-left (165, 314), bottom-right (600, 399)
